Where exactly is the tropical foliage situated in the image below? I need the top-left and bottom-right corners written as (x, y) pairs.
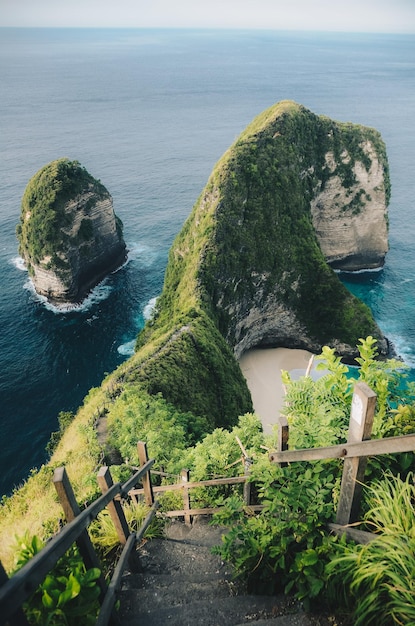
top-left (212, 338), bottom-right (415, 622)
top-left (327, 472), bottom-right (415, 625)
top-left (12, 533), bottom-right (101, 626)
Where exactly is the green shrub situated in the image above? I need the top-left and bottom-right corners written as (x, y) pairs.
top-left (327, 472), bottom-right (415, 625)
top-left (12, 533), bottom-right (101, 625)
top-left (211, 338), bottom-right (415, 611)
top-left (213, 459), bottom-right (338, 606)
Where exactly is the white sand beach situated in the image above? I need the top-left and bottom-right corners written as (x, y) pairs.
top-left (239, 348), bottom-right (316, 435)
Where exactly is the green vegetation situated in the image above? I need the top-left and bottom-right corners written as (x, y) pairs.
top-left (1, 103), bottom-right (397, 621)
top-left (89, 501), bottom-right (165, 558)
top-left (12, 534), bottom-right (101, 625)
top-left (212, 337), bottom-right (415, 621)
top-left (130, 314), bottom-right (252, 428)
top-left (16, 158), bottom-right (109, 280)
top-left (327, 472), bottom-right (415, 625)
top-left (46, 411), bottom-right (75, 456)
top-left (3, 338), bottom-right (415, 625)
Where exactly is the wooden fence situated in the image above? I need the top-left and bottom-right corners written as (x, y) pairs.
top-left (270, 382), bottom-right (415, 543)
top-left (0, 442), bottom-right (158, 626)
top-left (1, 382), bottom-right (415, 624)
top-left (130, 382), bottom-right (415, 543)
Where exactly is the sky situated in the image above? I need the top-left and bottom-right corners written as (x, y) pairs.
top-left (1, 0), bottom-right (415, 33)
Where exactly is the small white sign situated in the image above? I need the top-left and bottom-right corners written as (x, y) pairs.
top-left (351, 393), bottom-right (363, 426)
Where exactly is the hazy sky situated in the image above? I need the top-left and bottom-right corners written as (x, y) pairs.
top-left (1, 0), bottom-right (415, 33)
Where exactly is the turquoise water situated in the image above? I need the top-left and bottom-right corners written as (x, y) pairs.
top-left (0, 28), bottom-right (414, 496)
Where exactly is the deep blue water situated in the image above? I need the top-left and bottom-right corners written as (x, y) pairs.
top-left (1, 28), bottom-right (414, 497)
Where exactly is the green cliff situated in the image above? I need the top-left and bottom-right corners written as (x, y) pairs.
top-left (0, 102), bottom-right (391, 570)
top-left (118, 100), bottom-right (388, 426)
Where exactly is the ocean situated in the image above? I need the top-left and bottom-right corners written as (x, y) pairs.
top-left (0, 28), bottom-right (414, 497)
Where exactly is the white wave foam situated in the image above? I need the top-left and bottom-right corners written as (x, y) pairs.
top-left (143, 296), bottom-right (158, 320)
top-left (126, 242), bottom-right (158, 267)
top-left (387, 334), bottom-right (415, 369)
top-left (335, 266), bottom-right (384, 275)
top-left (117, 296), bottom-right (158, 356)
top-left (23, 275), bottom-right (113, 314)
top-left (10, 256), bottom-right (27, 272)
top-left (117, 339), bottom-right (136, 356)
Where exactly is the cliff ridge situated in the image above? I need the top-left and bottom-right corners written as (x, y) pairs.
top-left (124, 101), bottom-right (389, 426)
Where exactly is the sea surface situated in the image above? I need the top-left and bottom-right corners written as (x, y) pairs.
top-left (0, 28), bottom-right (414, 497)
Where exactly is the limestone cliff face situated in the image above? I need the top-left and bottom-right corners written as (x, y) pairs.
top-left (310, 139), bottom-right (389, 270)
top-left (163, 101), bottom-right (389, 361)
top-left (17, 159), bottom-right (126, 304)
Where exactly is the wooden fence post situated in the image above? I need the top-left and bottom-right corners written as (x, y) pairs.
top-left (53, 467), bottom-right (107, 600)
top-left (277, 415), bottom-right (289, 468)
top-left (97, 466), bottom-right (141, 575)
top-left (336, 382), bottom-right (377, 525)
top-left (181, 469), bottom-right (191, 525)
top-left (235, 436), bottom-right (252, 504)
top-left (137, 441), bottom-right (154, 506)
top-left (97, 467), bottom-right (130, 545)
top-left (243, 457), bottom-right (252, 506)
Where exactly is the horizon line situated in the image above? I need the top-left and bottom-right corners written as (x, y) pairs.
top-left (1, 25), bottom-right (414, 35)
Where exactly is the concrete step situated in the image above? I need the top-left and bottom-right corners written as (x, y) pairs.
top-left (120, 577), bottom-right (236, 613)
top-left (117, 518), bottom-right (314, 626)
top-left (118, 591), bottom-right (310, 626)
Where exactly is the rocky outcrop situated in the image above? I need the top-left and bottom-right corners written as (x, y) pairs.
top-left (310, 139), bottom-right (389, 270)
top-left (166, 101), bottom-right (389, 360)
top-left (126, 101), bottom-right (389, 427)
top-left (17, 159), bottom-right (126, 304)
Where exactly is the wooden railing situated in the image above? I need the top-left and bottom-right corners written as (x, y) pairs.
top-left (128, 383), bottom-right (415, 543)
top-left (2, 383), bottom-right (415, 624)
top-left (269, 382), bottom-right (415, 543)
top-left (129, 473), bottom-right (260, 525)
top-left (0, 441), bottom-right (158, 626)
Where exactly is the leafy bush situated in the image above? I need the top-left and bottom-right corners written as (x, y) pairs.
top-left (177, 412), bottom-right (265, 508)
top-left (181, 412), bottom-right (264, 481)
top-left (282, 336), bottom-right (415, 480)
top-left (327, 472), bottom-right (415, 626)
top-left (213, 459), bottom-right (338, 606)
top-left (12, 533), bottom-right (101, 625)
top-left (107, 387), bottom-right (208, 472)
top-left (212, 338), bottom-right (415, 611)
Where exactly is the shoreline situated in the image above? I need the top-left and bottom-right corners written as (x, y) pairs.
top-left (239, 347), bottom-right (316, 436)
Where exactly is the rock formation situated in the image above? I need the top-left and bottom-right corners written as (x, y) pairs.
top-left (17, 158), bottom-right (126, 304)
top-left (171, 101), bottom-right (389, 359)
top-left (310, 137), bottom-right (389, 270)
top-left (124, 101), bottom-right (389, 426)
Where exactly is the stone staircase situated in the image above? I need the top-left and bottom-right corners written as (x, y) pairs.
top-left (118, 518), bottom-right (315, 626)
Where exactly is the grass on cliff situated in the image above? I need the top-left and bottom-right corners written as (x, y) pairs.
top-left (0, 385), bottom-right (107, 571)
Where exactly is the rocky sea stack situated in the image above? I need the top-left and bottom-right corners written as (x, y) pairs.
top-left (16, 158), bottom-right (126, 305)
top-left (120, 101), bottom-right (389, 426)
